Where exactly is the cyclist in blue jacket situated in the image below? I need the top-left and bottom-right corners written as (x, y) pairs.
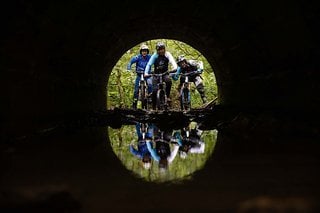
top-left (129, 123), bottom-right (153, 169)
top-left (127, 44), bottom-right (152, 109)
top-left (173, 55), bottom-right (207, 104)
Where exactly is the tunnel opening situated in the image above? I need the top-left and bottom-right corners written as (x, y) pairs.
top-left (106, 39), bottom-right (218, 110)
top-left (104, 39), bottom-right (220, 182)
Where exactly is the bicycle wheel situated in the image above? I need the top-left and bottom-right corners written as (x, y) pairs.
top-left (141, 85), bottom-right (148, 110)
top-left (140, 123), bottom-right (146, 133)
top-left (181, 88), bottom-right (191, 111)
top-left (157, 89), bottom-right (167, 110)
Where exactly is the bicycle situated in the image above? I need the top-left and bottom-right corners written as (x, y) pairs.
top-left (154, 129), bottom-right (178, 145)
top-left (139, 122), bottom-right (148, 140)
top-left (152, 72), bottom-right (168, 110)
top-left (136, 71), bottom-right (149, 110)
top-left (150, 70), bottom-right (176, 111)
top-left (179, 70), bottom-right (199, 111)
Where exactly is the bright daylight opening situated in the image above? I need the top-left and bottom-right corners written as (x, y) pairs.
top-left (107, 39), bottom-right (218, 183)
top-left (107, 39), bottom-right (218, 110)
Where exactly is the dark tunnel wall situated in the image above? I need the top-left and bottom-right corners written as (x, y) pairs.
top-left (2, 0), bottom-right (319, 136)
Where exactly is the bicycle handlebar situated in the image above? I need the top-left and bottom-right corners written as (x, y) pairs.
top-left (179, 70), bottom-right (200, 77)
top-left (152, 70), bottom-right (176, 76)
top-left (154, 138), bottom-right (179, 145)
top-left (145, 70), bottom-right (176, 77)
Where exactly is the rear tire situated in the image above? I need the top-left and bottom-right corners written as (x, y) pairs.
top-left (181, 88), bottom-right (191, 111)
top-left (141, 85), bottom-right (148, 110)
top-left (157, 90), bottom-right (166, 110)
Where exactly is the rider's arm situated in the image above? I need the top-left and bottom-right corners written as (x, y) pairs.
top-left (166, 52), bottom-right (178, 70)
top-left (189, 60), bottom-right (203, 74)
top-left (197, 61), bottom-right (204, 73)
top-left (193, 60), bottom-right (203, 73)
top-left (144, 53), bottom-right (157, 76)
top-left (129, 145), bottom-right (142, 159)
top-left (135, 123), bottom-right (142, 139)
top-left (146, 141), bottom-right (160, 161)
top-left (172, 131), bottom-right (183, 146)
top-left (172, 66), bottom-right (181, 81)
top-left (167, 144), bottom-right (179, 163)
top-left (189, 141), bottom-right (205, 154)
top-left (127, 55), bottom-right (139, 71)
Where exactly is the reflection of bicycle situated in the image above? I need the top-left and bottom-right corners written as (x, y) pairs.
top-left (136, 71), bottom-right (149, 110)
top-left (151, 70), bottom-right (176, 111)
top-left (179, 71), bottom-right (199, 111)
top-left (154, 130), bottom-right (178, 145)
top-left (139, 122), bottom-right (148, 140)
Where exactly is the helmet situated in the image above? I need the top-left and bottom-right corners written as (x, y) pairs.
top-left (140, 44), bottom-right (149, 54)
top-left (156, 41), bottom-right (165, 50)
top-left (176, 55), bottom-right (186, 64)
top-left (143, 162), bottom-right (151, 170)
top-left (179, 151), bottom-right (187, 159)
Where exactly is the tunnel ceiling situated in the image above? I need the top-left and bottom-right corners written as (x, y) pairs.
top-left (2, 0), bottom-right (319, 136)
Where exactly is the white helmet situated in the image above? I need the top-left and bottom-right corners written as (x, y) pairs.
top-left (179, 151), bottom-right (187, 159)
top-left (156, 41), bottom-right (165, 50)
top-left (140, 44), bottom-right (149, 54)
top-left (143, 162), bottom-right (151, 170)
top-left (176, 55), bottom-right (186, 64)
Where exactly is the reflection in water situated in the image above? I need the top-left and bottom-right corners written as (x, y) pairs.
top-left (108, 122), bottom-right (217, 182)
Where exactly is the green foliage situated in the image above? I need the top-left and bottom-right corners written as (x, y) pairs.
top-left (108, 124), bottom-right (218, 183)
top-left (107, 39), bottom-right (218, 109)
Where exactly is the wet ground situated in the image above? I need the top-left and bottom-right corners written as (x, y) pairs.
top-left (1, 109), bottom-right (319, 212)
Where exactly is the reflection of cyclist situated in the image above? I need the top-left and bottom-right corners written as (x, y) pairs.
top-left (144, 42), bottom-right (178, 109)
top-left (129, 123), bottom-right (153, 169)
top-left (127, 44), bottom-right (152, 109)
top-left (173, 55), bottom-right (207, 104)
top-left (146, 126), bottom-right (179, 171)
top-left (173, 126), bottom-right (205, 159)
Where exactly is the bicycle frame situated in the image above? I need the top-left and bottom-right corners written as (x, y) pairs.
top-left (153, 72), bottom-right (168, 111)
top-left (137, 71), bottom-right (148, 109)
top-left (149, 70), bottom-right (176, 111)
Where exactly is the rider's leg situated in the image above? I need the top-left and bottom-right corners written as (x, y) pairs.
top-left (178, 77), bottom-right (185, 97)
top-left (146, 77), bottom-right (153, 94)
top-left (146, 123), bottom-right (154, 139)
top-left (164, 74), bottom-right (172, 100)
top-left (135, 123), bottom-right (142, 139)
top-left (152, 77), bottom-right (158, 110)
top-left (194, 76), bottom-right (207, 103)
top-left (132, 76), bottom-right (140, 109)
top-left (146, 77), bottom-right (153, 103)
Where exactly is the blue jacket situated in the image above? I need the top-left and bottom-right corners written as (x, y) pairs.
top-left (127, 54), bottom-right (151, 73)
top-left (129, 123), bottom-right (153, 159)
top-left (129, 141), bottom-right (150, 159)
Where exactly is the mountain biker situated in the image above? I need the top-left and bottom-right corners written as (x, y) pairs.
top-left (144, 42), bottom-right (178, 109)
top-left (173, 126), bottom-right (205, 159)
top-left (173, 55), bottom-right (208, 104)
top-left (146, 125), bottom-right (179, 171)
top-left (129, 123), bottom-right (153, 169)
top-left (127, 44), bottom-right (152, 109)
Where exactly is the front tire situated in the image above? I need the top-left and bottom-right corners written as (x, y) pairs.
top-left (157, 90), bottom-right (167, 110)
top-left (181, 88), bottom-right (191, 111)
top-left (141, 85), bottom-right (148, 110)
